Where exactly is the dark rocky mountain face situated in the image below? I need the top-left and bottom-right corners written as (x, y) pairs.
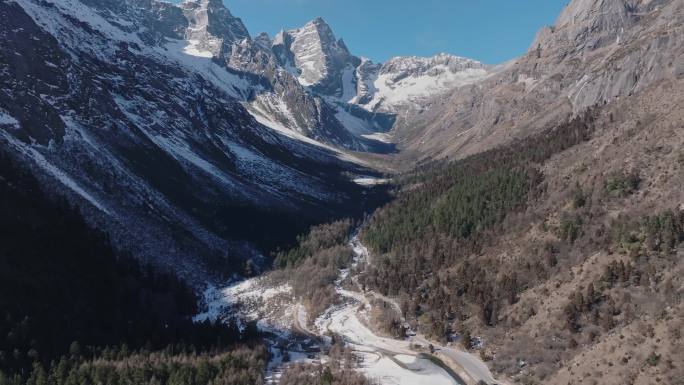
top-left (0, 0), bottom-right (389, 283)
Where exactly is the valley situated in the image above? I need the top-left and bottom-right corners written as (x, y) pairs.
top-left (0, 0), bottom-right (682, 384)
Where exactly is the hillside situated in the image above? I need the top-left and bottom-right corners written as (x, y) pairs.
top-left (359, 75), bottom-right (683, 384)
top-left (0, 153), bottom-right (268, 384)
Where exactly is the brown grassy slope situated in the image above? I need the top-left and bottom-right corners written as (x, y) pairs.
top-left (464, 77), bottom-right (684, 384)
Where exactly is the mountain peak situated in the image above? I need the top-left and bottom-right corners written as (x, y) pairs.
top-left (300, 16), bottom-right (337, 45)
top-left (181, 0), bottom-right (250, 57)
top-left (254, 32), bottom-right (272, 50)
top-left (532, 0), bottom-right (645, 55)
top-left (274, 16), bottom-right (357, 88)
top-left (310, 16), bottom-right (328, 25)
top-left (306, 16), bottom-right (334, 31)
top-left (181, 0), bottom-right (232, 13)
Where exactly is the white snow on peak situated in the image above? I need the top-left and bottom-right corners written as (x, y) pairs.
top-left (355, 54), bottom-right (490, 112)
top-left (272, 29), bottom-right (286, 46)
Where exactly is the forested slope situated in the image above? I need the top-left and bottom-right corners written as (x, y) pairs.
top-left (0, 153), bottom-right (264, 385)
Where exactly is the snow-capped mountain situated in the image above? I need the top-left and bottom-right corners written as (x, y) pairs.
top-left (352, 54), bottom-right (490, 113)
top-left (0, 0), bottom-right (388, 282)
top-left (264, 17), bottom-right (491, 137)
top-left (394, 0), bottom-right (684, 160)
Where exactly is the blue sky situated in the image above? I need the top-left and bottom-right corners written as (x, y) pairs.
top-left (224, 0), bottom-right (569, 64)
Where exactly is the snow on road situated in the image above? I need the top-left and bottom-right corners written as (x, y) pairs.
top-left (361, 353), bottom-right (459, 385)
top-left (437, 346), bottom-right (497, 385)
top-left (336, 234), bottom-right (503, 385)
top-left (318, 303), bottom-right (461, 385)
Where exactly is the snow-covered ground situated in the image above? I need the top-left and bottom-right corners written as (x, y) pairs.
top-left (361, 132), bottom-right (394, 144)
top-left (361, 353), bottom-right (459, 385)
top-left (195, 278), bottom-right (294, 332)
top-left (247, 101), bottom-right (374, 168)
top-left (195, 278), bottom-right (320, 384)
top-left (353, 177), bottom-right (390, 186)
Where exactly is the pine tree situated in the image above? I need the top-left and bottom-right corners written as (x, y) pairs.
top-left (461, 329), bottom-right (473, 350)
top-left (586, 283), bottom-right (596, 307)
top-left (68, 342), bottom-right (80, 360)
top-left (321, 367), bottom-right (333, 385)
top-left (571, 182), bottom-right (586, 208)
top-left (26, 363), bottom-right (47, 385)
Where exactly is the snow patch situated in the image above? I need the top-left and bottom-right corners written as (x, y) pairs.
top-left (359, 353), bottom-right (459, 385)
top-left (17, 0), bottom-right (143, 48)
top-left (156, 39), bottom-right (252, 99)
top-left (340, 66), bottom-right (358, 102)
top-left (353, 177), bottom-right (390, 186)
top-left (334, 108), bottom-right (373, 136)
top-left (182, 39), bottom-right (214, 58)
top-left (248, 103), bottom-right (370, 167)
top-left (0, 110), bottom-right (19, 127)
top-left (222, 139), bottom-right (327, 199)
top-left (365, 66), bottom-right (488, 111)
top-left (361, 132), bottom-right (393, 144)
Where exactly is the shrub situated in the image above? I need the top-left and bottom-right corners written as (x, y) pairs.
top-left (647, 352), bottom-right (661, 367)
top-left (571, 183), bottom-right (587, 208)
top-left (605, 171), bottom-right (641, 197)
top-left (559, 214), bottom-right (583, 242)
